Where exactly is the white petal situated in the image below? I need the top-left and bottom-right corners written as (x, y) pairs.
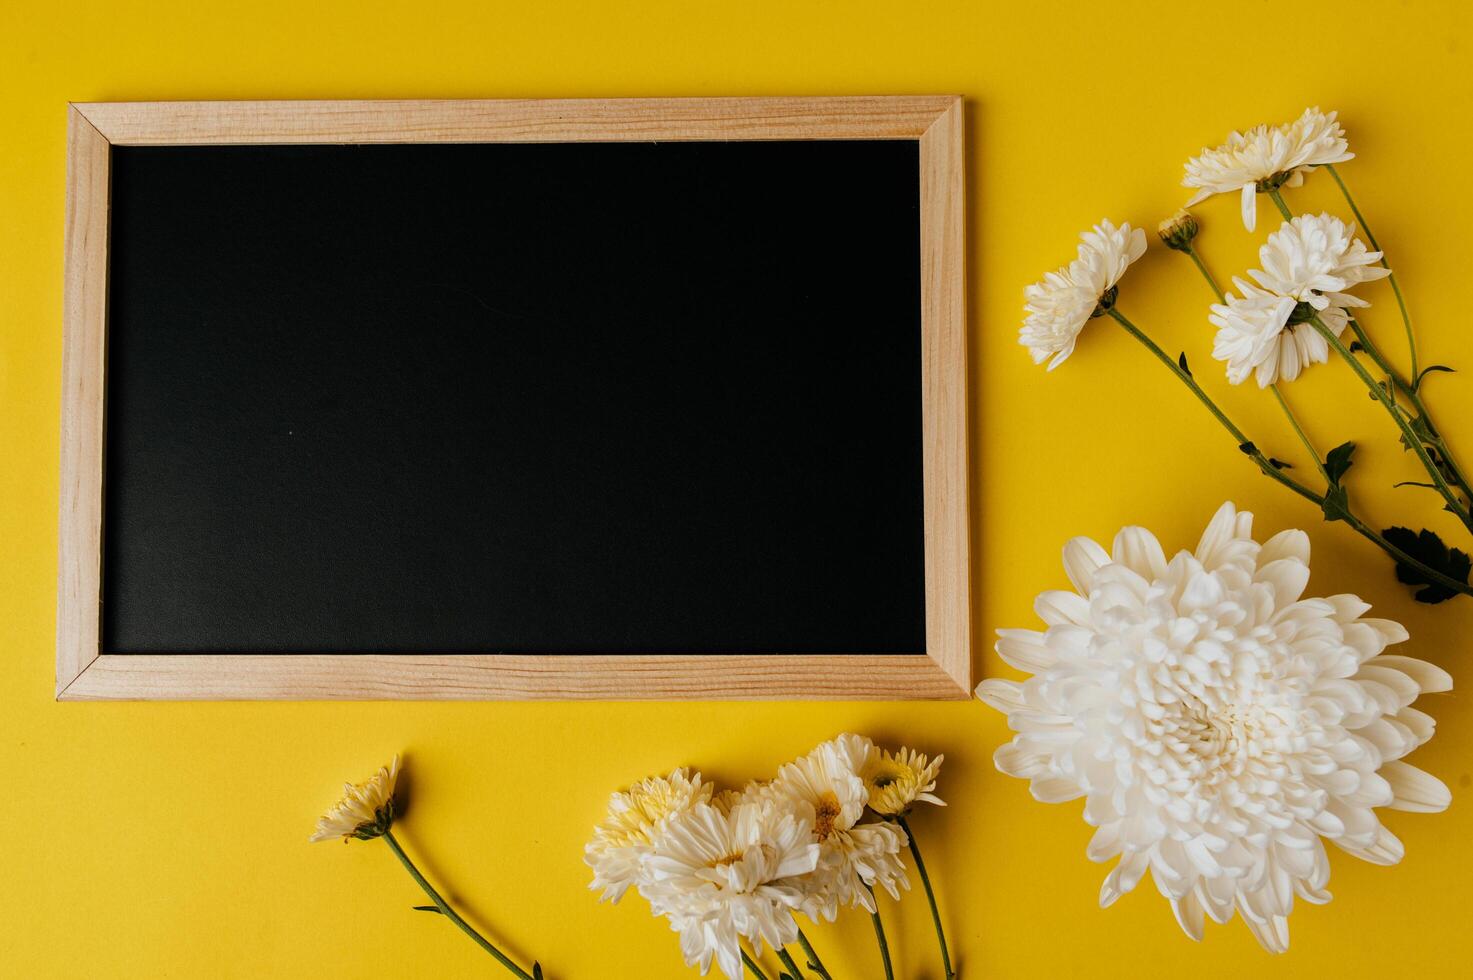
top-left (1382, 760), bottom-right (1451, 812)
top-left (1062, 536), bottom-right (1111, 596)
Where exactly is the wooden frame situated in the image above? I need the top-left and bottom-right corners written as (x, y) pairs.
top-left (57, 97), bottom-right (971, 701)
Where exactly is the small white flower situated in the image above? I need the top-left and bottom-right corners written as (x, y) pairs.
top-left (862, 746), bottom-right (945, 817)
top-left (978, 503), bottom-right (1451, 953)
top-left (1183, 107), bottom-right (1353, 230)
top-left (309, 756), bottom-right (400, 843)
top-left (1022, 220), bottom-right (1147, 370)
top-left (642, 798), bottom-right (820, 979)
top-left (584, 767), bottom-right (713, 903)
top-left (1209, 214), bottom-right (1389, 386)
top-left (764, 734), bottom-right (910, 920)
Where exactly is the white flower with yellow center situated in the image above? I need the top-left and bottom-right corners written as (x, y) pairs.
top-left (863, 747), bottom-right (945, 817)
top-left (1184, 107), bottom-right (1353, 230)
top-left (1021, 220), bottom-right (1147, 370)
top-left (585, 767), bottom-right (713, 903)
top-left (1209, 214), bottom-right (1389, 386)
top-left (766, 734), bottom-right (910, 920)
top-left (309, 756), bottom-right (400, 843)
top-left (978, 502), bottom-right (1451, 953)
top-left (641, 799), bottom-right (820, 980)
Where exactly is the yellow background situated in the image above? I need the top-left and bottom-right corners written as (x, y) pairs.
top-left (3, 0), bottom-right (1471, 976)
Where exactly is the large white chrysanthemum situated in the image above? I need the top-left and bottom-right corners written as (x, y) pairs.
top-left (1184, 107), bottom-right (1353, 230)
top-left (765, 734), bottom-right (910, 920)
top-left (1209, 214), bottom-right (1389, 386)
top-left (641, 799), bottom-right (820, 979)
top-left (585, 767), bottom-right (714, 903)
top-left (1021, 220), bottom-right (1147, 370)
top-left (978, 502), bottom-right (1451, 953)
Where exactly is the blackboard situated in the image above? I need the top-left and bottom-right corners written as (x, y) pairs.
top-left (58, 98), bottom-right (970, 699)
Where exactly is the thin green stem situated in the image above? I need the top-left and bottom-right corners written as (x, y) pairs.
top-left (1326, 163), bottom-right (1418, 379)
top-left (382, 830), bottom-right (535, 980)
top-left (1269, 384), bottom-right (1328, 482)
top-left (866, 887), bottom-right (895, 980)
top-left (1307, 313), bottom-right (1473, 530)
top-left (1267, 188), bottom-right (1294, 221)
top-left (776, 946), bottom-right (806, 979)
top-left (1185, 245), bottom-right (1226, 303)
top-left (742, 949), bottom-right (772, 980)
top-left (1106, 308), bottom-right (1322, 507)
top-left (899, 817), bottom-right (955, 980)
top-left (1107, 307), bottom-right (1473, 599)
top-left (794, 928), bottom-right (832, 980)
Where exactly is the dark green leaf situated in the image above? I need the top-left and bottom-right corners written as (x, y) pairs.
top-left (1414, 364), bottom-right (1455, 390)
top-left (1178, 352), bottom-right (1192, 377)
top-left (1320, 483), bottom-right (1351, 524)
top-left (412, 905), bottom-right (443, 914)
top-left (1381, 526), bottom-right (1472, 603)
top-left (1268, 457), bottom-right (1293, 470)
top-left (1324, 441), bottom-right (1356, 485)
top-left (1394, 481), bottom-right (1439, 490)
top-left (1238, 441), bottom-right (1258, 457)
top-left (533, 964), bottom-right (544, 980)
top-left (1349, 340), bottom-right (1365, 353)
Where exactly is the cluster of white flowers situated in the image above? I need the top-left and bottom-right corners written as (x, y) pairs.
top-left (1020, 108), bottom-right (1391, 390)
top-left (585, 736), bottom-right (944, 978)
top-left (979, 502), bottom-right (1451, 952)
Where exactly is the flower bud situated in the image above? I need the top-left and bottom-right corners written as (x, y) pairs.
top-left (1158, 209), bottom-right (1200, 251)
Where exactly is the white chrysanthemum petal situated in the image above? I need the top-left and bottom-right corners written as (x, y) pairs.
top-left (1063, 536), bottom-right (1112, 596)
top-left (978, 502), bottom-right (1449, 953)
top-left (1381, 761), bottom-right (1452, 813)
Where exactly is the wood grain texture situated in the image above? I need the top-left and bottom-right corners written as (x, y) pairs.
top-left (918, 97), bottom-right (973, 693)
top-left (56, 97), bottom-right (973, 700)
top-left (72, 97), bottom-right (955, 145)
top-left (55, 107), bottom-right (110, 697)
top-left (58, 654), bottom-right (970, 701)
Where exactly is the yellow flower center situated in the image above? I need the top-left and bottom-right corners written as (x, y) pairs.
top-left (814, 792), bottom-right (842, 841)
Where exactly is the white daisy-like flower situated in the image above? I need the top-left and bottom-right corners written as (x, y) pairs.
top-left (1021, 220), bottom-right (1147, 370)
top-left (978, 502), bottom-right (1451, 953)
top-left (585, 767), bottom-right (713, 903)
top-left (1209, 214), bottom-right (1389, 386)
top-left (309, 756), bottom-right (400, 843)
top-left (1184, 107), bottom-right (1353, 230)
top-left (641, 798), bottom-right (820, 979)
top-left (765, 734), bottom-right (910, 920)
top-left (862, 746), bottom-right (945, 817)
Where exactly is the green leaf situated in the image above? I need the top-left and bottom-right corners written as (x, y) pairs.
top-left (1178, 352), bottom-right (1192, 377)
top-left (1320, 483), bottom-right (1351, 524)
top-left (1238, 441), bottom-right (1258, 457)
top-left (1394, 481), bottom-right (1439, 490)
top-left (1349, 340), bottom-right (1365, 353)
top-left (1268, 457), bottom-right (1293, 470)
top-left (1414, 364), bottom-right (1455, 390)
top-left (412, 905), bottom-right (442, 914)
top-left (1324, 441), bottom-right (1356, 485)
top-left (533, 964), bottom-right (544, 980)
top-left (1381, 526), bottom-right (1472, 603)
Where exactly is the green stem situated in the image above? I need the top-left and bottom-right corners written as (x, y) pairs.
top-left (776, 946), bottom-right (806, 979)
top-left (1106, 308), bottom-right (1322, 507)
top-left (742, 949), bottom-right (772, 980)
top-left (1107, 307), bottom-right (1473, 599)
top-left (1267, 188), bottom-right (1294, 221)
top-left (899, 817), bottom-right (955, 980)
top-left (1326, 163), bottom-right (1418, 379)
top-left (865, 886), bottom-right (895, 980)
top-left (794, 928), bottom-right (833, 980)
top-left (381, 831), bottom-right (535, 980)
top-left (1185, 245), bottom-right (1226, 303)
top-left (1307, 313), bottom-right (1473, 530)
top-left (1269, 383), bottom-right (1329, 482)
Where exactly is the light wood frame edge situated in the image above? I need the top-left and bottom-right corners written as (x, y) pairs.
top-left (56, 97), bottom-right (972, 701)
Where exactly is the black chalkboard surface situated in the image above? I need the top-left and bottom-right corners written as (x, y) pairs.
top-left (101, 140), bottom-right (926, 655)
